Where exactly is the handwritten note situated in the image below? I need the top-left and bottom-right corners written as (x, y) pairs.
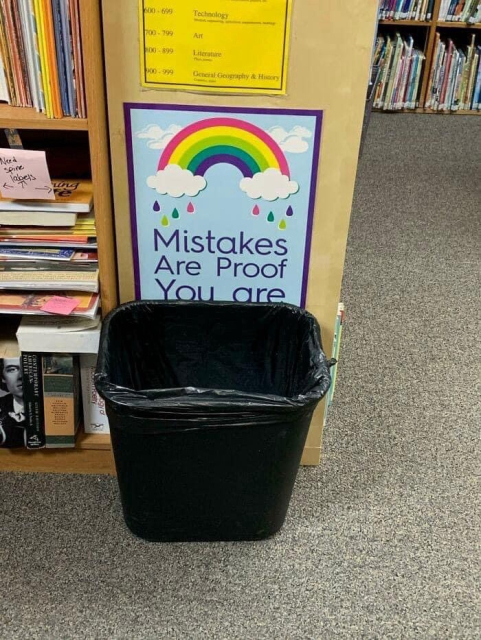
top-left (41, 296), bottom-right (81, 316)
top-left (0, 149), bottom-right (54, 200)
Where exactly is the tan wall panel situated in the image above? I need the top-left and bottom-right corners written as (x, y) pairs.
top-left (102, 0), bottom-right (378, 463)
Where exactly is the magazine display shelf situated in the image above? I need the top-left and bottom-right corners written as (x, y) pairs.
top-left (376, 0), bottom-right (481, 114)
top-left (0, 0), bottom-right (118, 475)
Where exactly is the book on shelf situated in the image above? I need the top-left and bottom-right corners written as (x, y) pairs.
top-left (0, 179), bottom-right (93, 213)
top-left (17, 315), bottom-right (103, 448)
top-left (0, 210), bottom-right (77, 226)
top-left (0, 247), bottom-right (83, 260)
top-left (80, 353), bottom-right (109, 435)
top-left (0, 0), bottom-right (86, 118)
top-left (0, 260), bottom-right (99, 292)
top-left (374, 33), bottom-right (425, 110)
top-left (0, 237), bottom-right (96, 249)
top-left (17, 313), bottom-right (100, 353)
top-left (0, 212), bottom-right (96, 237)
top-left (0, 319), bottom-right (26, 448)
top-left (41, 353), bottom-right (80, 448)
top-left (323, 303), bottom-right (345, 427)
top-left (426, 33), bottom-right (481, 111)
top-left (327, 303), bottom-right (345, 410)
top-left (0, 290), bottom-right (99, 317)
top-left (379, 0), bottom-right (435, 21)
top-left (21, 351), bottom-right (44, 448)
top-left (439, 0), bottom-right (481, 22)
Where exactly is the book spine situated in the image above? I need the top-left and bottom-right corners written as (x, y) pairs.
top-left (24, 0), bottom-right (45, 111)
top-left (2, 0), bottom-right (24, 105)
top-left (42, 354), bottom-right (79, 448)
top-left (41, 0), bottom-right (62, 118)
top-left (59, 0), bottom-right (74, 115)
top-left (472, 48), bottom-right (481, 107)
top-left (70, 0), bottom-right (86, 118)
top-left (411, 51), bottom-right (423, 107)
top-left (80, 354), bottom-right (109, 434)
top-left (0, 3), bottom-right (15, 103)
top-left (22, 352), bottom-right (45, 449)
top-left (466, 51), bottom-right (479, 108)
top-left (17, 0), bottom-right (38, 109)
top-left (51, 0), bottom-right (68, 115)
top-left (33, 0), bottom-right (52, 117)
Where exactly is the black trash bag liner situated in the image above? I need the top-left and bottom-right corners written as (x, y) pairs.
top-left (95, 302), bottom-right (332, 542)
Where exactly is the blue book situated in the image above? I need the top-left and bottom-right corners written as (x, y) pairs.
top-left (59, 0), bottom-right (76, 117)
top-left (395, 0), bottom-right (404, 17)
top-left (447, 0), bottom-right (459, 20)
top-left (52, 0), bottom-right (70, 115)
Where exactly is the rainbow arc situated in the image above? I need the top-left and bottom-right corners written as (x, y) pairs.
top-left (159, 117), bottom-right (289, 178)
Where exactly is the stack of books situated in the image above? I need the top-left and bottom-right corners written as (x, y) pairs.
top-left (0, 315), bottom-right (108, 450)
top-left (439, 1), bottom-right (481, 23)
top-left (379, 0), bottom-right (435, 20)
top-left (0, 178), bottom-right (99, 318)
top-left (0, 0), bottom-right (86, 118)
top-left (425, 34), bottom-right (481, 111)
top-left (373, 34), bottom-right (425, 110)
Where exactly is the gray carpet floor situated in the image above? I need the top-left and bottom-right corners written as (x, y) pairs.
top-left (1, 114), bottom-right (480, 639)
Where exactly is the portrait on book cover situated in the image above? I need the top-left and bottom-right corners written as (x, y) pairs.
top-left (0, 357), bottom-right (26, 449)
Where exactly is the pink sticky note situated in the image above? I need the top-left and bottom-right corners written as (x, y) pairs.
top-left (0, 149), bottom-right (54, 200)
top-left (41, 296), bottom-right (81, 316)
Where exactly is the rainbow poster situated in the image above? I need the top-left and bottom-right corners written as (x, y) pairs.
top-left (125, 104), bottom-right (322, 306)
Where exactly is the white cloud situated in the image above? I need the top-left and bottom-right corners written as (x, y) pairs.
top-left (268, 125), bottom-right (312, 154)
top-left (136, 124), bottom-right (182, 150)
top-left (239, 168), bottom-right (299, 201)
top-left (147, 165), bottom-right (207, 198)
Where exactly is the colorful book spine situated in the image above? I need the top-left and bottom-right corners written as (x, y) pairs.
top-left (80, 354), bottom-right (109, 435)
top-left (21, 352), bottom-right (45, 449)
top-left (42, 354), bottom-right (80, 448)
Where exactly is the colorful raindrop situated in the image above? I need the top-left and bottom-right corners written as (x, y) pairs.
top-left (172, 208), bottom-right (180, 219)
top-left (286, 206), bottom-right (294, 217)
top-left (267, 212), bottom-right (275, 223)
top-left (252, 205), bottom-right (260, 216)
top-left (153, 201), bottom-right (161, 212)
top-left (161, 215), bottom-right (169, 227)
top-left (279, 219), bottom-right (287, 230)
top-left (187, 202), bottom-right (195, 214)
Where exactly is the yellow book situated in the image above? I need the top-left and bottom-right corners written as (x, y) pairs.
top-left (42, 0), bottom-right (62, 118)
top-left (33, 0), bottom-right (52, 117)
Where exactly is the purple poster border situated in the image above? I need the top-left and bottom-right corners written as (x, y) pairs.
top-left (124, 102), bottom-right (323, 307)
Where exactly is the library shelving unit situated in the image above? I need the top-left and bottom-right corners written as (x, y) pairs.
top-left (377, 0), bottom-right (481, 114)
top-left (0, 0), bottom-right (118, 475)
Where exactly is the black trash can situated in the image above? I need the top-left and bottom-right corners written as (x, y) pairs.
top-left (95, 302), bottom-right (331, 542)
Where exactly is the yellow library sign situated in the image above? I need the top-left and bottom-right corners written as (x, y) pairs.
top-left (139, 0), bottom-right (292, 94)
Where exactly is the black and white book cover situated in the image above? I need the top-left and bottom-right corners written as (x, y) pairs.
top-left (0, 355), bottom-right (26, 448)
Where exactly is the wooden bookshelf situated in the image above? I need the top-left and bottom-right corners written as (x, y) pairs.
top-left (376, 0), bottom-right (481, 114)
top-left (0, 105), bottom-right (89, 130)
top-left (0, 0), bottom-right (118, 475)
top-left (0, 1), bottom-right (118, 315)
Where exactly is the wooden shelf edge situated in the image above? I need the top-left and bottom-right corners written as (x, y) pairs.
top-left (436, 21), bottom-right (481, 29)
top-left (0, 446), bottom-right (115, 474)
top-left (0, 105), bottom-right (88, 131)
top-left (379, 19), bottom-right (432, 26)
top-left (77, 431), bottom-right (112, 450)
